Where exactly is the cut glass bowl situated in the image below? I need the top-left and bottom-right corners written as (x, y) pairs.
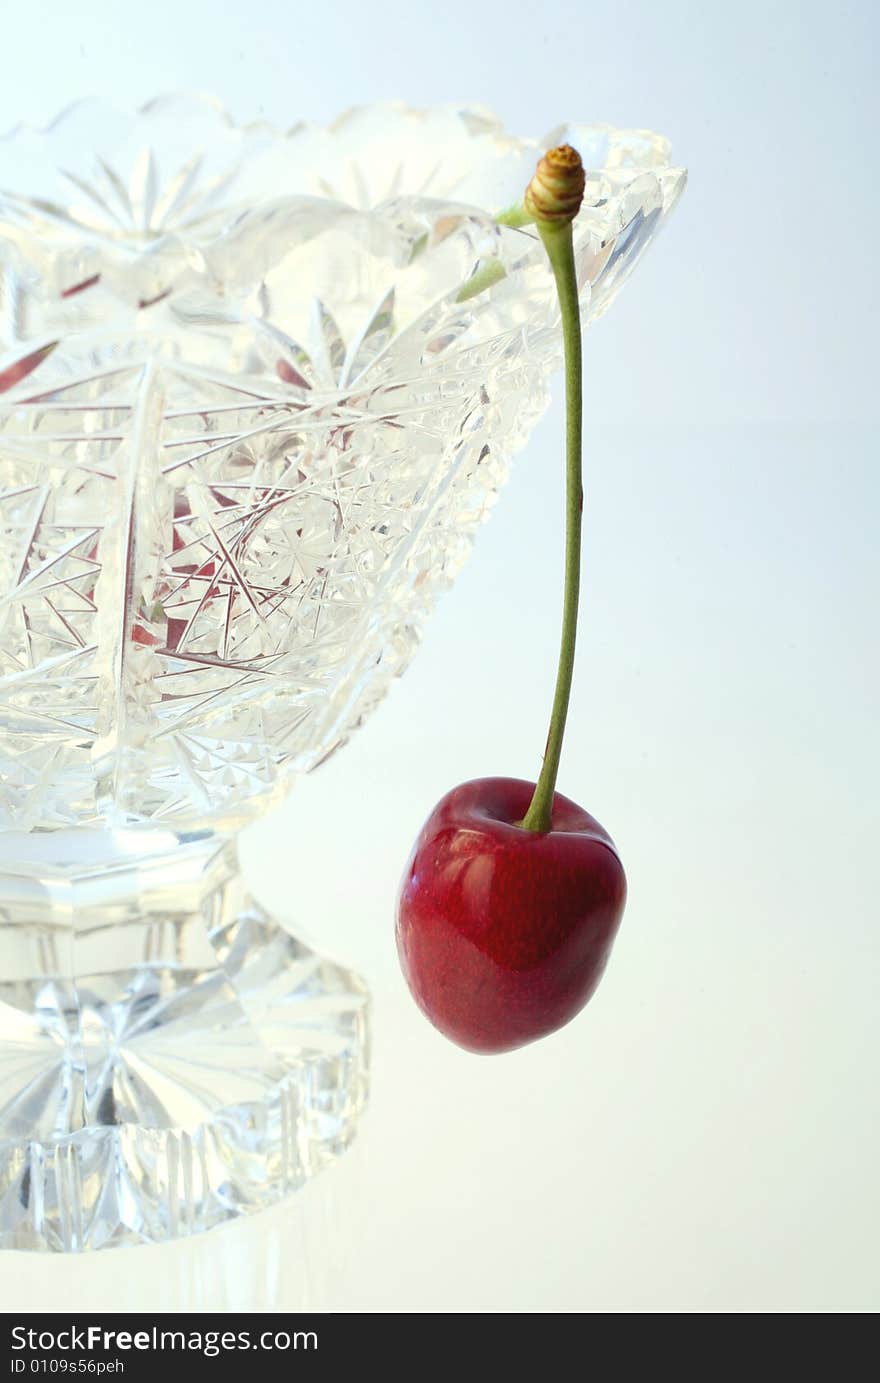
top-left (0, 97), bottom-right (685, 1249)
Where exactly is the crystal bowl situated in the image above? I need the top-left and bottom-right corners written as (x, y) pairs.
top-left (0, 97), bottom-right (684, 1249)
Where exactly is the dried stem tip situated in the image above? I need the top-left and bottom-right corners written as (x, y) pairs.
top-left (523, 145), bottom-right (586, 227)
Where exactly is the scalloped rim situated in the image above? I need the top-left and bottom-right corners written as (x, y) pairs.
top-left (0, 95), bottom-right (685, 272)
top-left (0, 95), bottom-right (685, 388)
top-left (0, 92), bottom-right (680, 177)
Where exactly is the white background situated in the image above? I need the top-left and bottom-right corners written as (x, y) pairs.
top-left (0, 0), bottom-right (877, 1313)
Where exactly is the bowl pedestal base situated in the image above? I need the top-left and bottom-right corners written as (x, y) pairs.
top-left (0, 830), bottom-right (369, 1252)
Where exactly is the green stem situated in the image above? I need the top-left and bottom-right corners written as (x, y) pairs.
top-left (496, 203), bottom-right (535, 229)
top-left (520, 221), bottom-right (582, 834)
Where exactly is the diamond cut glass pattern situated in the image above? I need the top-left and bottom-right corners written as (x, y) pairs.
top-left (0, 98), bottom-right (685, 1249)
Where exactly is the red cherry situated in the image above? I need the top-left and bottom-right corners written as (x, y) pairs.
top-left (396, 777), bottom-right (626, 1054)
top-left (396, 152), bottom-right (637, 1054)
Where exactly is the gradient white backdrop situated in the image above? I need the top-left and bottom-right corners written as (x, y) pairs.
top-left (0, 0), bottom-right (877, 1313)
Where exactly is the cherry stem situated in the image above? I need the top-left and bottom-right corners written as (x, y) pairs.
top-left (520, 220), bottom-right (582, 834)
